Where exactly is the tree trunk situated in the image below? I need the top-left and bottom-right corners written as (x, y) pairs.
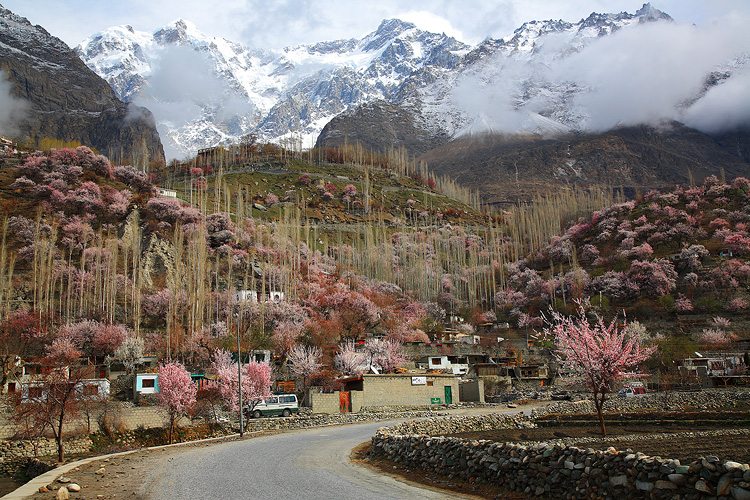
top-left (168, 414), bottom-right (174, 444)
top-left (55, 419), bottom-right (64, 462)
top-left (593, 391), bottom-right (606, 437)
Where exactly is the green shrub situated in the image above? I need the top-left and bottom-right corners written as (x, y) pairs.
top-left (694, 296), bottom-right (722, 313)
top-left (658, 294), bottom-right (675, 312)
top-left (589, 294), bottom-right (610, 310)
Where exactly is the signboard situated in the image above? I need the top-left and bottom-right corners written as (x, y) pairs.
top-left (430, 397), bottom-right (441, 404)
top-left (411, 376), bottom-right (426, 386)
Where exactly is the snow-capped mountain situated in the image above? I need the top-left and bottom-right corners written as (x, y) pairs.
top-left (76, 18), bottom-right (468, 158)
top-left (407, 3), bottom-right (679, 140)
top-left (77, 3), bottom-right (748, 160)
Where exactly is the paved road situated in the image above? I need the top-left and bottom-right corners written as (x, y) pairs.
top-left (144, 421), bottom-right (468, 500)
top-left (143, 406), bottom-right (542, 500)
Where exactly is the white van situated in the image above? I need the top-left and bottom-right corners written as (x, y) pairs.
top-left (247, 393), bottom-right (299, 418)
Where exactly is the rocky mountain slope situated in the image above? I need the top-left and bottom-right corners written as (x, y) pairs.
top-left (418, 124), bottom-right (750, 205)
top-left (0, 4), bottom-right (164, 163)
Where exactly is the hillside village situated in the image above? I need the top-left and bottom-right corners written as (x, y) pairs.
top-left (2, 1), bottom-right (750, 498)
top-left (1, 136), bottom-right (748, 423)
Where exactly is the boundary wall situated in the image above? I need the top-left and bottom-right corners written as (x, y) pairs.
top-left (371, 412), bottom-right (750, 499)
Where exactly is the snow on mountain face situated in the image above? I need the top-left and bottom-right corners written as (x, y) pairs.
top-left (76, 18), bottom-right (468, 158)
top-left (76, 3), bottom-right (748, 160)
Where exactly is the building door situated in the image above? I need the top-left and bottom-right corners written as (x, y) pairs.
top-left (339, 391), bottom-right (351, 412)
top-left (444, 386), bottom-right (453, 404)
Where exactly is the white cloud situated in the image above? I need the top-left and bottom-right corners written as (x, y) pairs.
top-left (396, 11), bottom-right (464, 39)
top-left (0, 71), bottom-right (29, 138)
top-left (451, 12), bottom-right (750, 136)
top-left (6, 0), bottom-right (750, 50)
top-left (683, 71), bottom-right (750, 133)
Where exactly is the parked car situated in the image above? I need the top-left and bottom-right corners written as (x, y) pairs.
top-left (551, 390), bottom-right (572, 401)
top-left (246, 393), bottom-right (299, 418)
top-left (617, 383), bottom-right (646, 398)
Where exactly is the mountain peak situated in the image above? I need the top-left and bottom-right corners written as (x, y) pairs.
top-left (376, 18), bottom-right (417, 34)
top-left (635, 3), bottom-right (673, 22)
top-left (360, 18), bottom-right (418, 51)
top-left (153, 18), bottom-right (205, 45)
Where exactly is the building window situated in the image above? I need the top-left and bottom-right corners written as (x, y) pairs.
top-left (82, 385), bottom-right (99, 397)
top-left (142, 378), bottom-right (155, 388)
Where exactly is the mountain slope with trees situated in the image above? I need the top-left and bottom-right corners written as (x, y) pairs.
top-left (0, 5), bottom-right (164, 166)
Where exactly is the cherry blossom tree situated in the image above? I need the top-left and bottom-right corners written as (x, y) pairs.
top-left (157, 361), bottom-right (197, 444)
top-left (541, 306), bottom-right (655, 436)
top-left (674, 294), bottom-right (694, 313)
top-left (265, 193), bottom-right (279, 206)
top-left (241, 361), bottom-right (273, 418)
top-left (92, 324), bottom-right (131, 355)
top-left (213, 349), bottom-right (272, 418)
top-left (361, 338), bottom-right (407, 374)
top-left (114, 336), bottom-right (145, 374)
top-left (287, 344), bottom-right (322, 393)
top-left (375, 338), bottom-right (408, 373)
top-left (628, 259), bottom-right (677, 297)
top-left (335, 340), bottom-right (367, 376)
top-left (272, 320), bottom-right (305, 359)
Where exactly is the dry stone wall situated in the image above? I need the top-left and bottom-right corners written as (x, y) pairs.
top-left (0, 437), bottom-right (91, 475)
top-left (370, 392), bottom-right (750, 499)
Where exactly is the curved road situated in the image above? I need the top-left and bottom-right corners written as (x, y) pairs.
top-left (143, 420), bottom-right (463, 500)
top-left (142, 406), bottom-right (540, 500)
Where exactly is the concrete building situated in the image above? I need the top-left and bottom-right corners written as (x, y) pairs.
top-left (310, 373), bottom-right (464, 414)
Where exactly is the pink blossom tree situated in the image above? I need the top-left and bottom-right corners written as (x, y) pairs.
top-left (156, 361), bottom-right (197, 444)
top-left (541, 306), bottom-right (655, 436)
top-left (287, 344), bottom-right (322, 393)
top-left (213, 349), bottom-right (272, 419)
top-left (374, 338), bottom-right (408, 373)
top-left (92, 324), bottom-right (131, 355)
top-left (335, 340), bottom-right (367, 376)
top-left (241, 361), bottom-right (273, 418)
top-left (265, 193), bottom-right (279, 206)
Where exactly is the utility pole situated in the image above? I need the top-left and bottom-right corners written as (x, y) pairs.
top-left (236, 313), bottom-right (243, 437)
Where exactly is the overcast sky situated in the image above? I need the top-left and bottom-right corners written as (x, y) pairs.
top-left (3, 0), bottom-right (750, 49)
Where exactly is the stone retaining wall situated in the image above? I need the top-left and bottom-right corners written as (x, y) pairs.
top-left (370, 393), bottom-right (750, 499)
top-left (0, 437), bottom-right (91, 475)
top-left (532, 390), bottom-right (750, 419)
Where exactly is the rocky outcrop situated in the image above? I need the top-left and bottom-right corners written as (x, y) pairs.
top-left (0, 4), bottom-right (163, 163)
top-left (315, 101), bottom-right (449, 157)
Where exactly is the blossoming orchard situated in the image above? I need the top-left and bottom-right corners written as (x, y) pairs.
top-left (1, 140), bottom-right (749, 459)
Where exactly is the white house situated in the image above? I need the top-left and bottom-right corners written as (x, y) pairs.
top-left (424, 355), bottom-right (469, 376)
top-left (236, 290), bottom-right (285, 303)
top-left (236, 290), bottom-right (259, 303)
top-left (158, 188), bottom-right (177, 198)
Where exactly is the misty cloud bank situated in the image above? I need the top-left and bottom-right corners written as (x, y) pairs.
top-left (451, 17), bottom-right (750, 137)
top-left (133, 46), bottom-right (256, 159)
top-left (0, 70), bottom-right (29, 138)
